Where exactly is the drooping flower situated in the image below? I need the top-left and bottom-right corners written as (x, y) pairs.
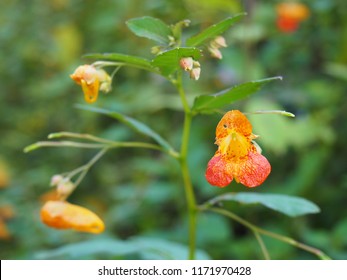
top-left (70, 64), bottom-right (111, 103)
top-left (205, 110), bottom-right (271, 188)
top-left (276, 2), bottom-right (310, 33)
top-left (40, 200), bottom-right (105, 234)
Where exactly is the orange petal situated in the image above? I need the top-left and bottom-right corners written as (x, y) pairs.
top-left (81, 79), bottom-right (99, 103)
top-left (216, 110), bottom-right (253, 140)
top-left (205, 154), bottom-right (233, 187)
top-left (234, 151), bottom-right (271, 188)
top-left (276, 3), bottom-right (310, 21)
top-left (41, 201), bottom-right (105, 234)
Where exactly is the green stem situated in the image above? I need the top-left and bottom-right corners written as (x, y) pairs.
top-left (73, 148), bottom-right (108, 187)
top-left (253, 230), bottom-right (270, 260)
top-left (58, 148), bottom-right (108, 200)
top-left (208, 207), bottom-right (331, 260)
top-left (48, 131), bottom-right (116, 144)
top-left (180, 113), bottom-right (197, 260)
top-left (174, 71), bottom-right (197, 260)
top-left (174, 71), bottom-right (190, 114)
top-left (24, 140), bottom-right (166, 153)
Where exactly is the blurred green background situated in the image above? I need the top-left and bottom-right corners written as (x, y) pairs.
top-left (1, 0), bottom-right (347, 259)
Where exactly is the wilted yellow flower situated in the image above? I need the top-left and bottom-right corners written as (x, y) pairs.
top-left (41, 200), bottom-right (105, 234)
top-left (70, 64), bottom-right (111, 103)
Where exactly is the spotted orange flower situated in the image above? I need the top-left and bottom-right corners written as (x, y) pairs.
top-left (276, 2), bottom-right (310, 33)
top-left (205, 110), bottom-right (271, 188)
top-left (41, 200), bottom-right (105, 234)
top-left (70, 64), bottom-right (111, 103)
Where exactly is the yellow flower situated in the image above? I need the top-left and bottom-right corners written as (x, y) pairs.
top-left (40, 200), bottom-right (105, 234)
top-left (70, 64), bottom-right (111, 103)
top-left (206, 110), bottom-right (271, 188)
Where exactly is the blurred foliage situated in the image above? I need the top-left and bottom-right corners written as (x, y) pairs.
top-left (1, 0), bottom-right (347, 260)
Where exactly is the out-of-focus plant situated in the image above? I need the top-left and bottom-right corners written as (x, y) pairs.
top-left (276, 2), bottom-right (310, 33)
top-left (25, 14), bottom-right (330, 260)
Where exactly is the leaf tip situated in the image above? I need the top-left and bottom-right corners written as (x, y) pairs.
top-left (23, 144), bottom-right (36, 153)
top-left (283, 111), bottom-right (295, 118)
top-left (47, 133), bottom-right (56, 139)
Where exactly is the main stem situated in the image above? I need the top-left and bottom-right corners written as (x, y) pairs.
top-left (181, 112), bottom-right (197, 260)
top-left (175, 73), bottom-right (197, 260)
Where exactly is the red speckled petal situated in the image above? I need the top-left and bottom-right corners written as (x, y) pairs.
top-left (205, 154), bottom-right (233, 187)
top-left (235, 151), bottom-right (271, 188)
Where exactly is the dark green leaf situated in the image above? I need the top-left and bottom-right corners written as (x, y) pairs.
top-left (209, 192), bottom-right (320, 217)
top-left (83, 53), bottom-right (156, 72)
top-left (151, 47), bottom-right (201, 76)
top-left (192, 76), bottom-right (282, 113)
top-left (76, 105), bottom-right (174, 153)
top-left (126, 16), bottom-right (173, 45)
top-left (186, 14), bottom-right (246, 47)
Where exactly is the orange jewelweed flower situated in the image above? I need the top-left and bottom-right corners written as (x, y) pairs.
top-left (70, 64), bottom-right (111, 103)
top-left (205, 110), bottom-right (271, 188)
top-left (41, 200), bottom-right (105, 234)
top-left (276, 2), bottom-right (310, 33)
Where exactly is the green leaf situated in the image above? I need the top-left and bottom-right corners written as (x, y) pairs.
top-left (36, 238), bottom-right (138, 259)
top-left (192, 76), bottom-right (282, 114)
top-left (126, 16), bottom-right (173, 45)
top-left (186, 14), bottom-right (246, 47)
top-left (76, 105), bottom-right (174, 153)
top-left (34, 236), bottom-right (211, 260)
top-left (130, 236), bottom-right (211, 260)
top-left (35, 238), bottom-right (139, 259)
top-left (209, 192), bottom-right (320, 217)
top-left (83, 53), bottom-right (156, 72)
top-left (151, 47), bottom-right (201, 76)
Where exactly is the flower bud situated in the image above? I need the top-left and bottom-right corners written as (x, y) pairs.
top-left (212, 36), bottom-right (227, 48)
top-left (50, 174), bottom-right (64, 187)
top-left (180, 57), bottom-right (194, 71)
top-left (208, 47), bottom-right (223, 59)
top-left (193, 60), bottom-right (201, 68)
top-left (189, 67), bottom-right (201, 80)
top-left (56, 179), bottom-right (75, 198)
